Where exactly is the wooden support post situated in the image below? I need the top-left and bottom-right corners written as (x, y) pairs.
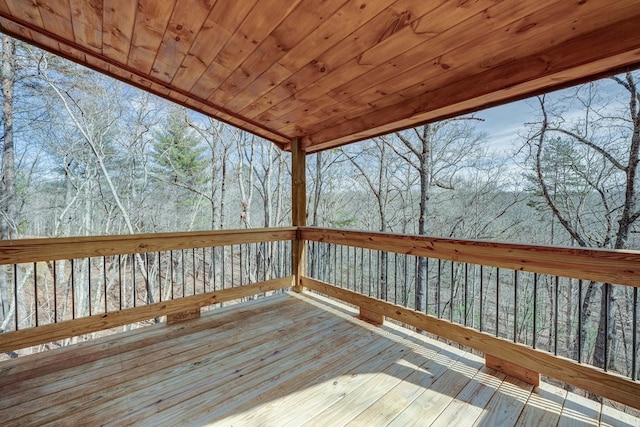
top-left (359, 307), bottom-right (384, 325)
top-left (166, 308), bottom-right (201, 325)
top-left (291, 138), bottom-right (306, 292)
top-left (486, 354), bottom-right (540, 386)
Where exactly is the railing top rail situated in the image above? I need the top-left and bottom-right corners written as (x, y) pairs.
top-left (300, 227), bottom-right (640, 287)
top-left (0, 227), bottom-right (297, 265)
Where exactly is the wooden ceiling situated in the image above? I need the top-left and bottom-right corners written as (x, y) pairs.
top-left (0, 1), bottom-right (639, 153)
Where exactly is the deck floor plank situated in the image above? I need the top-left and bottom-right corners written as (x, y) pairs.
top-left (559, 391), bottom-right (603, 427)
top-left (386, 352), bottom-right (485, 427)
top-left (1, 296), bottom-right (307, 412)
top-left (4, 297), bottom-right (307, 423)
top-left (0, 292), bottom-right (291, 387)
top-left (213, 317), bottom-right (442, 426)
top-left (48, 303), bottom-right (349, 426)
top-left (157, 307), bottom-right (405, 426)
top-left (0, 291), bottom-right (637, 427)
top-left (432, 365), bottom-right (508, 426)
top-left (343, 345), bottom-right (467, 426)
top-left (515, 381), bottom-right (568, 427)
top-left (472, 374), bottom-right (534, 426)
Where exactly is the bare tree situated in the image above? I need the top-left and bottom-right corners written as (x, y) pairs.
top-left (525, 72), bottom-right (640, 373)
top-left (389, 121), bottom-right (486, 312)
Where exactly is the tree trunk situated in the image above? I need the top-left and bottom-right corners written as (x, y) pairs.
top-left (0, 35), bottom-right (16, 330)
top-left (415, 125), bottom-right (431, 312)
top-left (1, 35), bottom-right (17, 240)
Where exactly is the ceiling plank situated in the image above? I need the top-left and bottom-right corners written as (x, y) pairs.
top-left (69, 0), bottom-right (102, 52)
top-left (37, 0), bottom-right (74, 42)
top-left (299, 0), bottom-right (633, 136)
top-left (171, 0), bottom-right (256, 93)
top-left (202, 0), bottom-right (303, 105)
top-left (149, 0), bottom-right (214, 84)
top-left (303, 14), bottom-right (640, 150)
top-left (235, 0), bottom-right (393, 120)
top-left (128, 0), bottom-right (175, 74)
top-left (103, 0), bottom-right (137, 64)
top-left (252, 0), bottom-right (486, 126)
top-left (274, 0), bottom-right (564, 135)
top-left (218, 0), bottom-right (349, 111)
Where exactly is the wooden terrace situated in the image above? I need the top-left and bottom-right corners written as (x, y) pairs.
top-left (3, 291), bottom-right (638, 427)
top-left (1, 1), bottom-right (640, 426)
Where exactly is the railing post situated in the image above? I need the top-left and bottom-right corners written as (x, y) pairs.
top-left (291, 138), bottom-right (306, 292)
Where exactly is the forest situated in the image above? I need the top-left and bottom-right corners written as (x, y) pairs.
top-left (0, 35), bottom-right (639, 387)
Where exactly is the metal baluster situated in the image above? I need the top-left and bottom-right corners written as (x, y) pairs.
top-left (496, 267), bottom-right (500, 337)
top-left (394, 252), bottom-right (398, 305)
top-left (533, 273), bottom-right (538, 349)
top-left (71, 259), bottom-right (76, 319)
top-left (633, 285), bottom-right (638, 380)
top-left (34, 262), bottom-right (38, 327)
top-left (514, 270), bottom-right (518, 342)
top-left (604, 282), bottom-right (610, 372)
top-left (239, 244), bottom-right (243, 288)
top-left (119, 255), bottom-right (123, 310)
top-left (88, 259), bottom-right (92, 316)
top-left (554, 276), bottom-right (559, 356)
top-left (170, 251), bottom-right (174, 300)
top-left (181, 250), bottom-right (186, 296)
top-left (577, 279), bottom-right (582, 362)
top-left (450, 261), bottom-right (454, 322)
top-left (425, 257), bottom-right (429, 314)
top-left (53, 261), bottom-right (58, 323)
top-left (192, 248), bottom-right (196, 294)
top-left (437, 259), bottom-right (441, 318)
top-left (203, 248), bottom-right (207, 293)
top-left (13, 264), bottom-right (18, 329)
top-left (133, 255), bottom-right (137, 307)
top-left (104, 256), bottom-right (108, 313)
top-left (464, 263), bottom-right (468, 326)
top-left (479, 265), bottom-right (484, 332)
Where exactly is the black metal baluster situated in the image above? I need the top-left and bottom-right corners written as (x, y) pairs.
top-left (181, 250), bottom-right (186, 296)
top-left (479, 265), bottom-right (484, 332)
top-left (34, 262), bottom-right (38, 327)
top-left (239, 244), bottom-right (243, 288)
top-left (170, 251), bottom-right (174, 300)
top-left (514, 270), bottom-right (518, 342)
top-left (424, 257), bottom-right (429, 314)
top-left (133, 255), bottom-right (137, 307)
top-left (633, 285), bottom-right (638, 380)
top-left (13, 264), bottom-right (18, 329)
top-left (88, 259), bottom-right (92, 316)
top-left (394, 252), bottom-right (398, 305)
top-left (533, 273), bottom-right (538, 349)
top-left (53, 261), bottom-right (58, 323)
top-left (104, 256), bottom-right (108, 313)
top-left (192, 248), bottom-right (196, 294)
top-left (554, 276), bottom-right (559, 356)
top-left (577, 279), bottom-right (583, 363)
top-left (437, 259), bottom-right (441, 318)
top-left (496, 267), bottom-right (500, 337)
top-left (464, 263), bottom-right (469, 326)
top-left (450, 262), bottom-right (454, 322)
top-left (604, 282), bottom-right (610, 372)
top-left (119, 255), bottom-right (123, 310)
top-left (71, 259), bottom-right (75, 319)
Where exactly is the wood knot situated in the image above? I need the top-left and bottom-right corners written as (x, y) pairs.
top-left (378, 10), bottom-right (412, 43)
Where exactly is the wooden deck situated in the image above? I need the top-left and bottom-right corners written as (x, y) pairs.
top-left (1, 292), bottom-right (638, 427)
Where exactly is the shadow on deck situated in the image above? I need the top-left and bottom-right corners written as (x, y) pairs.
top-left (0, 292), bottom-right (637, 426)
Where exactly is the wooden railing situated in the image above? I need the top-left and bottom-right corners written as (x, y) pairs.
top-left (1, 225), bottom-right (638, 409)
top-left (301, 227), bottom-right (640, 410)
top-left (0, 228), bottom-right (296, 353)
